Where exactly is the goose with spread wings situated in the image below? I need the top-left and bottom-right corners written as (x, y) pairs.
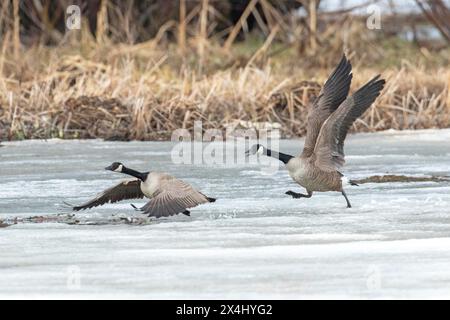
top-left (69, 162), bottom-right (216, 218)
top-left (247, 55), bottom-right (385, 208)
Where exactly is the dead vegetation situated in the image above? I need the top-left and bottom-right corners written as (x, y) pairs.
top-left (0, 1), bottom-right (450, 141)
top-left (0, 213), bottom-right (152, 228)
top-left (353, 174), bottom-right (450, 184)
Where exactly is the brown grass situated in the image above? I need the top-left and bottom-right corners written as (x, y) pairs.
top-left (0, 3), bottom-right (450, 141)
top-left (352, 175), bottom-right (450, 184)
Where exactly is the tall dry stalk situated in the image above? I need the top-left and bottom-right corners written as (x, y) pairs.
top-left (178, 0), bottom-right (186, 54)
top-left (198, 0), bottom-right (209, 71)
top-left (96, 0), bottom-right (109, 44)
top-left (246, 25), bottom-right (279, 66)
top-left (447, 70), bottom-right (450, 111)
top-left (12, 0), bottom-right (20, 59)
top-left (224, 0), bottom-right (259, 51)
top-left (0, 31), bottom-right (9, 76)
top-left (309, 0), bottom-right (317, 52)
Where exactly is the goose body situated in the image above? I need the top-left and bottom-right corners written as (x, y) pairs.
top-left (286, 156), bottom-right (343, 192)
top-left (69, 162), bottom-right (215, 218)
top-left (141, 172), bottom-right (164, 196)
top-left (248, 55), bottom-right (385, 207)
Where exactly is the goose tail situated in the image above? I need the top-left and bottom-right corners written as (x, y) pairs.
top-left (342, 176), bottom-right (359, 187)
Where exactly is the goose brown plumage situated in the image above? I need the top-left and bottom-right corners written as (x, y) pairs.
top-left (69, 162), bottom-right (215, 218)
top-left (247, 55), bottom-right (385, 208)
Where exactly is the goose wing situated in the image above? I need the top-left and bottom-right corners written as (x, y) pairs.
top-left (140, 177), bottom-right (211, 218)
top-left (301, 55), bottom-right (352, 157)
top-left (313, 75), bottom-right (385, 171)
top-left (71, 179), bottom-right (144, 211)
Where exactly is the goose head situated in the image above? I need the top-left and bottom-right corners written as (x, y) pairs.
top-left (105, 162), bottom-right (124, 172)
top-left (245, 144), bottom-right (265, 157)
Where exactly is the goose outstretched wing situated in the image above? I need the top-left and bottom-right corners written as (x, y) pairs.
top-left (314, 75), bottom-right (385, 171)
top-left (301, 55), bottom-right (353, 157)
top-left (71, 179), bottom-right (144, 211)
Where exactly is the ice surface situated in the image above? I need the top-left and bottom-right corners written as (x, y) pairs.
top-left (1, 129), bottom-right (450, 299)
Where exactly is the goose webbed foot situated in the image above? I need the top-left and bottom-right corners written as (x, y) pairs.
top-left (285, 190), bottom-right (313, 199)
top-left (130, 203), bottom-right (144, 212)
top-left (285, 190), bottom-right (303, 198)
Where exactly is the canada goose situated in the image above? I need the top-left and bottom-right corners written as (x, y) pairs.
top-left (69, 162), bottom-right (216, 217)
top-left (247, 55), bottom-right (385, 208)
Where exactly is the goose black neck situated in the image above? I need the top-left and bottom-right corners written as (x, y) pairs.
top-left (122, 166), bottom-right (148, 181)
top-left (264, 148), bottom-right (294, 165)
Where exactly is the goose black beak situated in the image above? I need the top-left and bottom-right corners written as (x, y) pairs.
top-left (245, 144), bottom-right (258, 157)
top-left (105, 165), bottom-right (113, 171)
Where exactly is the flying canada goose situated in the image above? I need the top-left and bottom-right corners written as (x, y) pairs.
top-left (247, 55), bottom-right (385, 208)
top-left (69, 162), bottom-right (216, 217)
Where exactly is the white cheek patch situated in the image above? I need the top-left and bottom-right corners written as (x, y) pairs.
top-left (257, 146), bottom-right (264, 155)
top-left (115, 165), bottom-right (123, 172)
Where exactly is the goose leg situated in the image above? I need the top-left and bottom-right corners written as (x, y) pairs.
top-left (285, 190), bottom-right (313, 199)
top-left (130, 204), bottom-right (141, 211)
top-left (131, 203), bottom-right (148, 213)
top-left (342, 190), bottom-right (352, 208)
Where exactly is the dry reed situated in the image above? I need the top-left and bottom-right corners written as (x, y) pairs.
top-left (1, 46), bottom-right (448, 141)
top-left (0, 2), bottom-right (449, 141)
